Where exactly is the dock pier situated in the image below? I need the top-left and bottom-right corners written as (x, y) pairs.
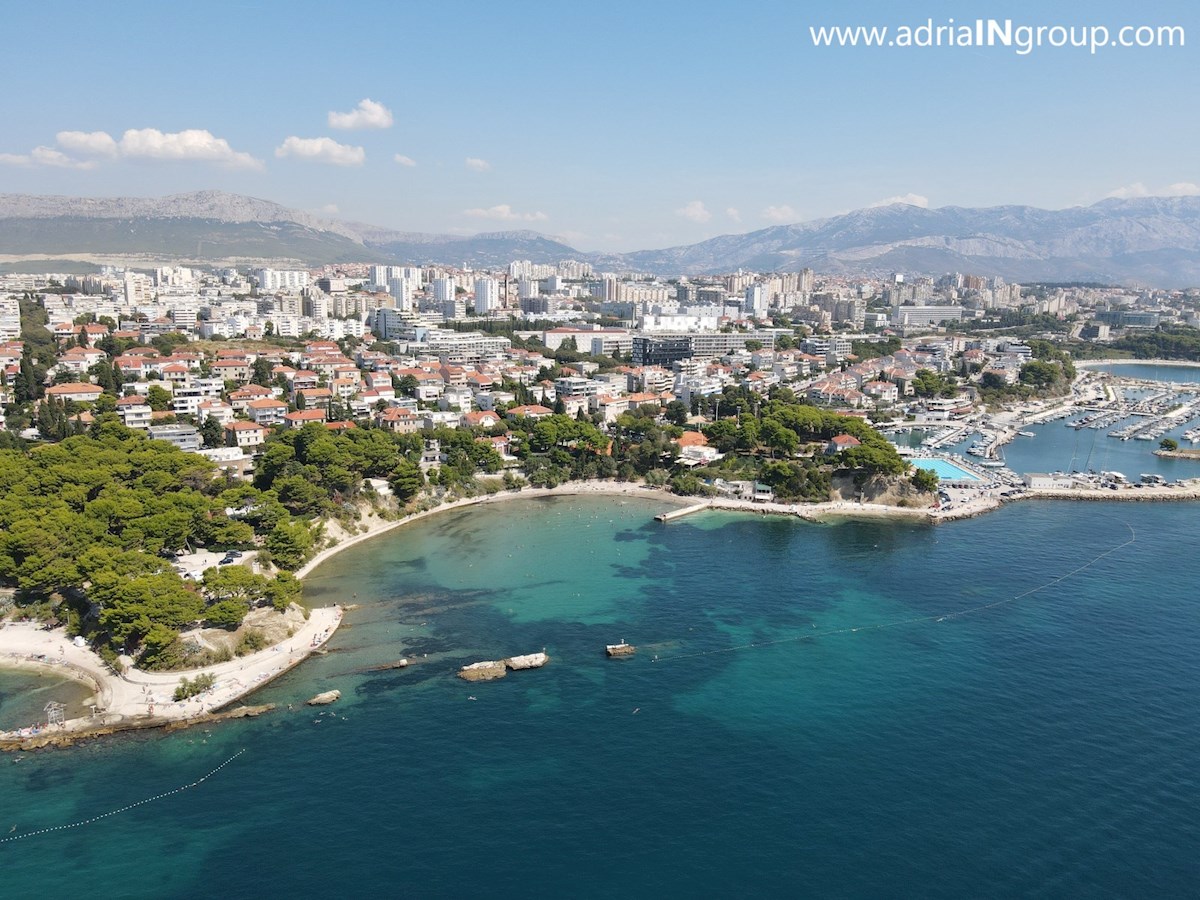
top-left (655, 502), bottom-right (709, 522)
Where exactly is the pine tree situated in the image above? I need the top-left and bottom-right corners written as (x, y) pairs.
top-left (16, 356), bottom-right (37, 404)
top-left (200, 416), bottom-right (225, 449)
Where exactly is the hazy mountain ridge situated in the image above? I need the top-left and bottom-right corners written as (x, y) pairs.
top-left (0, 192), bottom-right (581, 268)
top-left (0, 190), bottom-right (365, 242)
top-left (601, 198), bottom-right (1200, 285)
top-left (2, 191), bottom-right (1200, 285)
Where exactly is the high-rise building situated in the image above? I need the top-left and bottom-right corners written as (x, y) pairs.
top-left (431, 277), bottom-right (456, 305)
top-left (745, 284), bottom-right (769, 318)
top-left (474, 278), bottom-right (501, 314)
top-left (124, 272), bottom-right (153, 305)
top-left (517, 278), bottom-right (540, 300)
top-left (695, 286), bottom-right (727, 306)
top-left (389, 278), bottom-right (414, 312)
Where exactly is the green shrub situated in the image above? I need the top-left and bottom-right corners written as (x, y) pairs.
top-left (236, 628), bottom-right (269, 655)
top-left (173, 672), bottom-right (216, 701)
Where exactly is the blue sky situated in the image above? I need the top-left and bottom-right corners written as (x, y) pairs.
top-left (1, 0), bottom-right (1196, 252)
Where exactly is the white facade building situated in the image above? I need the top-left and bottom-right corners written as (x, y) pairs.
top-left (431, 277), bottom-right (456, 306)
top-left (474, 278), bottom-right (501, 314)
top-left (254, 268), bottom-right (310, 292)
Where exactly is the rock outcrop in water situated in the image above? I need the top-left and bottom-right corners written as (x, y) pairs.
top-left (505, 652), bottom-right (549, 670)
top-left (458, 660), bottom-right (508, 682)
top-left (457, 652), bottom-right (550, 681)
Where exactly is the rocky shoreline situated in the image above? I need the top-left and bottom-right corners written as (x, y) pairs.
top-left (1, 704), bottom-right (274, 752)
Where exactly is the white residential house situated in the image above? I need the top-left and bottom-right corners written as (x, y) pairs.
top-left (197, 399), bottom-right (236, 426)
top-left (246, 398), bottom-right (288, 426)
top-left (225, 420), bottom-right (270, 452)
top-left (116, 398), bottom-right (153, 430)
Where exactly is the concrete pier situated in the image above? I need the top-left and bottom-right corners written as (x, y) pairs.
top-left (655, 502), bottom-right (709, 522)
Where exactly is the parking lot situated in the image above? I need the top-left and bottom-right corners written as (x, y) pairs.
top-left (167, 548), bottom-right (251, 580)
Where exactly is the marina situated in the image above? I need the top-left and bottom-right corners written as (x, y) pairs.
top-left (903, 366), bottom-right (1200, 488)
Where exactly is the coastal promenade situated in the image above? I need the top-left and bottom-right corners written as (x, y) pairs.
top-left (0, 605), bottom-right (341, 743)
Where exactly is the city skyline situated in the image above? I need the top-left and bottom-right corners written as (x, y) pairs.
top-left (1, 0), bottom-right (1196, 252)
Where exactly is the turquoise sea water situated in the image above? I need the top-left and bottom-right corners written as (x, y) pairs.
top-left (2, 496), bottom-right (1200, 897)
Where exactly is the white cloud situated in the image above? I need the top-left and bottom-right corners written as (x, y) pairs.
top-left (0, 146), bottom-right (95, 169)
top-left (120, 128), bottom-right (262, 169)
top-left (2, 127), bottom-right (261, 170)
top-left (675, 200), bottom-right (712, 223)
top-left (393, 154), bottom-right (417, 167)
top-left (725, 207), bottom-right (742, 223)
top-left (463, 204), bottom-right (548, 222)
top-left (868, 193), bottom-right (930, 208)
top-left (465, 157), bottom-right (491, 172)
top-left (31, 146), bottom-right (96, 169)
top-left (328, 98), bottom-right (393, 130)
top-left (1166, 182), bottom-right (1200, 196)
top-left (1108, 181), bottom-right (1200, 199)
top-left (1107, 182), bottom-right (1151, 199)
top-left (761, 204), bottom-right (798, 222)
top-left (55, 130), bottom-right (119, 157)
top-left (319, 203), bottom-right (340, 215)
top-left (275, 136), bottom-right (365, 167)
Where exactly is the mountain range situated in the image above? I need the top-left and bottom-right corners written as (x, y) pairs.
top-left (2, 190), bottom-right (1200, 287)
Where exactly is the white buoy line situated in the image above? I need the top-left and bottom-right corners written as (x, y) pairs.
top-left (0, 748), bottom-right (247, 845)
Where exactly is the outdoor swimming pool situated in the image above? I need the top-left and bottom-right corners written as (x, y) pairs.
top-left (910, 457), bottom-right (983, 482)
